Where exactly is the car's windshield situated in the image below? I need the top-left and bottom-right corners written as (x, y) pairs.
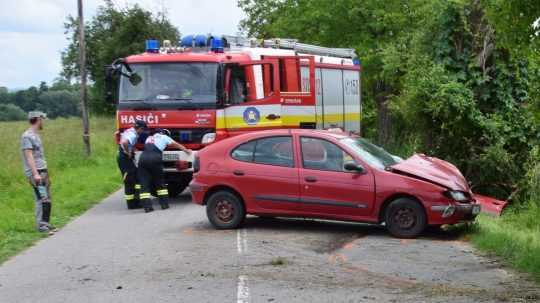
top-left (119, 63), bottom-right (218, 108)
top-left (340, 137), bottom-right (401, 170)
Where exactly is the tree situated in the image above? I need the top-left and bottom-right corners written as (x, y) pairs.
top-left (38, 81), bottom-right (49, 93)
top-left (239, 0), bottom-right (428, 144)
top-left (0, 87), bottom-right (9, 105)
top-left (37, 90), bottom-right (80, 118)
top-left (0, 104), bottom-right (26, 121)
top-left (11, 86), bottom-right (39, 112)
top-left (483, 0), bottom-right (540, 53)
top-left (61, 0), bottom-right (180, 114)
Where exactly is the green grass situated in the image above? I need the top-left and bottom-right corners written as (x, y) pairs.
top-left (0, 117), bottom-right (121, 264)
top-left (472, 204), bottom-right (540, 282)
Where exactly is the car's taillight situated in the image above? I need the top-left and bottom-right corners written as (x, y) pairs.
top-left (193, 154), bottom-right (200, 173)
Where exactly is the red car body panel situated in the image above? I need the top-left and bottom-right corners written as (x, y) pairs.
top-left (390, 154), bottom-right (469, 192)
top-left (474, 194), bottom-right (508, 216)
top-left (191, 129), bottom-right (485, 226)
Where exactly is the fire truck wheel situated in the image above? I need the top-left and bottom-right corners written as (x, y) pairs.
top-left (385, 198), bottom-right (427, 239)
top-left (206, 191), bottom-right (246, 229)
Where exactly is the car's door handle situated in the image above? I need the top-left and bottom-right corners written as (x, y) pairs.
top-left (233, 170), bottom-right (244, 176)
top-left (266, 114), bottom-right (281, 120)
top-left (305, 176), bottom-right (317, 183)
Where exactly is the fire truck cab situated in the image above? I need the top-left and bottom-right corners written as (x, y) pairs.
top-left (107, 35), bottom-right (361, 196)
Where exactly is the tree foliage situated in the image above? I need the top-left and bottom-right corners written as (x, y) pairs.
top-left (239, 0), bottom-right (540, 201)
top-left (0, 104), bottom-right (26, 122)
top-left (61, 0), bottom-right (179, 114)
top-left (0, 79), bottom-right (80, 120)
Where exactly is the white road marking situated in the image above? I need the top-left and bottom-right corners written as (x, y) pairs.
top-left (237, 275), bottom-right (250, 303)
top-left (236, 229), bottom-right (250, 302)
top-left (237, 229), bottom-right (248, 254)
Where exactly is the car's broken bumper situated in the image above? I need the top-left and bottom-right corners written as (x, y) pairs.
top-left (431, 202), bottom-right (481, 219)
top-left (473, 194), bottom-right (508, 216)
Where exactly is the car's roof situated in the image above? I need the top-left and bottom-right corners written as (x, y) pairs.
top-left (232, 129), bottom-right (350, 140)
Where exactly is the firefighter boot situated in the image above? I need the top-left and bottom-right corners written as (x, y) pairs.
top-left (139, 192), bottom-right (154, 213)
top-left (157, 188), bottom-right (169, 210)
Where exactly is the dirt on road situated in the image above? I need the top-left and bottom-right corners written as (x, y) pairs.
top-left (0, 190), bottom-right (538, 303)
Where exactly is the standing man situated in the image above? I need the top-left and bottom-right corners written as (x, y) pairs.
top-left (21, 111), bottom-right (56, 234)
top-left (138, 129), bottom-right (191, 213)
top-left (117, 119), bottom-right (147, 209)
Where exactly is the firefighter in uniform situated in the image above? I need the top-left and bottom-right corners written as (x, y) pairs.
top-left (117, 120), bottom-right (147, 209)
top-left (138, 129), bottom-right (191, 213)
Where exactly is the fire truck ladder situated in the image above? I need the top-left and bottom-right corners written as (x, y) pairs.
top-left (223, 35), bottom-right (357, 59)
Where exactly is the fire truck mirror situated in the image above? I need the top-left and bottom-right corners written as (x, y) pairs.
top-left (104, 65), bottom-right (117, 104)
top-left (128, 72), bottom-right (142, 86)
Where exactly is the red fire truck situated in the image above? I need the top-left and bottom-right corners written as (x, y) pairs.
top-left (106, 35), bottom-right (362, 196)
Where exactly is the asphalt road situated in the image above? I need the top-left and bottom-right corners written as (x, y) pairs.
top-left (0, 190), bottom-right (538, 303)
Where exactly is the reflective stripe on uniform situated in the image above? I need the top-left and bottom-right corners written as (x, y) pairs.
top-left (125, 194), bottom-right (135, 200)
top-left (135, 184), bottom-right (141, 189)
top-left (157, 189), bottom-right (168, 196)
top-left (140, 193), bottom-right (151, 199)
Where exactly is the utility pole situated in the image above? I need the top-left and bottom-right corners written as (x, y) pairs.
top-left (78, 0), bottom-right (91, 156)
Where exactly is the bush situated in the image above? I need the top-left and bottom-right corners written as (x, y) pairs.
top-left (0, 104), bottom-right (26, 121)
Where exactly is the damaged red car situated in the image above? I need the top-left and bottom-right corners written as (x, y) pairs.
top-left (190, 129), bottom-right (492, 238)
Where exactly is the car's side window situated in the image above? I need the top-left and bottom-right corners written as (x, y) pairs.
top-left (254, 136), bottom-right (294, 167)
top-left (231, 136), bottom-right (294, 167)
top-left (300, 137), bottom-right (353, 172)
top-left (231, 140), bottom-right (256, 162)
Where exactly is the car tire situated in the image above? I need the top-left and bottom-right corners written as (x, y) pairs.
top-left (206, 191), bottom-right (246, 229)
top-left (385, 198), bottom-right (427, 238)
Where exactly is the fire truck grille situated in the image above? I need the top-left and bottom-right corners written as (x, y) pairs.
top-left (168, 128), bottom-right (214, 144)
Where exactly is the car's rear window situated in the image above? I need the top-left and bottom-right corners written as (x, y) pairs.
top-left (231, 136), bottom-right (294, 167)
top-left (231, 141), bottom-right (256, 162)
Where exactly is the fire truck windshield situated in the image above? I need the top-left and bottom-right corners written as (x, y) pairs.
top-left (119, 63), bottom-right (219, 109)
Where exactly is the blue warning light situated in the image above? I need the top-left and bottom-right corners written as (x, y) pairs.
top-left (145, 40), bottom-right (159, 53)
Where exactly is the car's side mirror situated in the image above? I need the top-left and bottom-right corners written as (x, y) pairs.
top-left (344, 161), bottom-right (365, 173)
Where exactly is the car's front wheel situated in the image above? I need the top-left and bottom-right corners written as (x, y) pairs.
top-left (385, 198), bottom-right (427, 238)
top-left (206, 191), bottom-right (246, 229)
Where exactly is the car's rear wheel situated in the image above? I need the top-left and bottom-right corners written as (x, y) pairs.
top-left (206, 191), bottom-right (245, 229)
top-left (385, 198), bottom-right (426, 238)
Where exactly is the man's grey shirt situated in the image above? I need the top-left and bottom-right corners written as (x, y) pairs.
top-left (21, 129), bottom-right (47, 177)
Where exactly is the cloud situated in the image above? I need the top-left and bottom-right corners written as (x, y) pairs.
top-left (0, 31), bottom-right (66, 88)
top-left (0, 0), bottom-right (245, 88)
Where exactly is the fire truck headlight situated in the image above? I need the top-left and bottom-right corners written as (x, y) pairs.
top-left (201, 133), bottom-right (216, 144)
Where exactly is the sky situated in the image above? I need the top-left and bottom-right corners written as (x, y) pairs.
top-left (0, 0), bottom-right (245, 89)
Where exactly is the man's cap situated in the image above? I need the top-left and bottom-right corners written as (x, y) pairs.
top-left (134, 119), bottom-right (147, 129)
top-left (28, 111), bottom-right (47, 119)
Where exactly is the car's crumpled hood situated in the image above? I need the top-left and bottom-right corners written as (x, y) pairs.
top-left (389, 154), bottom-right (469, 191)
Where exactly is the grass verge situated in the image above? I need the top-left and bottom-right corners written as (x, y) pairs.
top-left (0, 117), bottom-right (120, 264)
top-left (471, 204), bottom-right (540, 282)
